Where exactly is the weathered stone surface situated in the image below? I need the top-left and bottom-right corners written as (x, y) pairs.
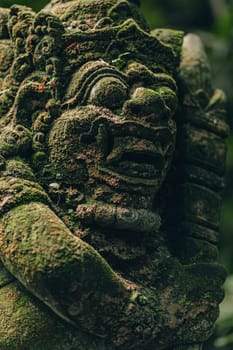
top-left (0, 1), bottom-right (229, 349)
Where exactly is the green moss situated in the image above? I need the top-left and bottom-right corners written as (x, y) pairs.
top-left (0, 93), bottom-right (14, 118)
top-left (0, 282), bottom-right (106, 350)
top-left (0, 262), bottom-right (14, 287)
top-left (0, 202), bottom-right (126, 335)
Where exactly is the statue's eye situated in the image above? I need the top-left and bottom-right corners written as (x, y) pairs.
top-left (88, 77), bottom-right (128, 110)
top-left (63, 60), bottom-right (128, 110)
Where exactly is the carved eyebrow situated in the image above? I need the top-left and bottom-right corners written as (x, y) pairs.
top-left (62, 61), bottom-right (127, 109)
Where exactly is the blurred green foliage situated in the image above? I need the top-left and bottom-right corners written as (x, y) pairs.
top-left (1, 0), bottom-right (48, 11)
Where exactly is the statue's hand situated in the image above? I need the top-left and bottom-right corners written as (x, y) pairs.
top-left (0, 159), bottom-right (127, 337)
top-left (0, 201), bottom-right (126, 334)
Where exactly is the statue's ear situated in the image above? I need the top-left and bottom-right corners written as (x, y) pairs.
top-left (14, 81), bottom-right (52, 128)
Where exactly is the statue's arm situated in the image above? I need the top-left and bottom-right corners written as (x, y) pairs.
top-left (0, 7), bottom-right (136, 341)
top-left (0, 157), bottom-right (128, 335)
top-left (0, 157), bottom-right (172, 348)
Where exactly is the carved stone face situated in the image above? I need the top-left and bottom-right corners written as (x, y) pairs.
top-left (48, 60), bottom-right (177, 210)
top-left (37, 2), bottom-right (180, 286)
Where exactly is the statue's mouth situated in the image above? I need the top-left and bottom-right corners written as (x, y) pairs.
top-left (106, 149), bottom-right (163, 179)
top-left (99, 135), bottom-right (170, 187)
top-left (109, 153), bottom-right (162, 179)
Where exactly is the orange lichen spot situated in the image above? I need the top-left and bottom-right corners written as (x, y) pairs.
top-left (37, 77), bottom-right (47, 93)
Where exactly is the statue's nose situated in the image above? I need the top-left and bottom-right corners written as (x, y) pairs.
top-left (123, 86), bottom-right (177, 121)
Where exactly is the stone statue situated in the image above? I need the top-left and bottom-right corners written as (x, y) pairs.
top-left (0, 1), bottom-right (229, 349)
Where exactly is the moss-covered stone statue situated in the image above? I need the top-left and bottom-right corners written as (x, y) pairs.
top-left (0, 1), bottom-right (229, 349)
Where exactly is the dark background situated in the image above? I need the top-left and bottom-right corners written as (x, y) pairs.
top-left (1, 0), bottom-right (233, 348)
